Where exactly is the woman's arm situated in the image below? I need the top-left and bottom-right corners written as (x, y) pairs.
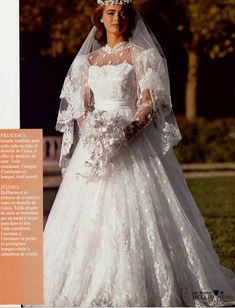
top-left (77, 66), bottom-right (93, 129)
top-left (56, 55), bottom-right (93, 175)
top-left (124, 89), bottom-right (155, 141)
top-left (77, 111), bottom-right (88, 128)
top-left (125, 47), bottom-right (182, 153)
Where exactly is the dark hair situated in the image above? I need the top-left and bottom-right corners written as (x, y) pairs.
top-left (91, 4), bottom-right (136, 46)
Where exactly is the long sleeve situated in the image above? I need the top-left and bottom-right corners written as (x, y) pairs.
top-left (124, 88), bottom-right (155, 141)
top-left (133, 89), bottom-right (155, 128)
top-left (56, 55), bottom-right (91, 175)
top-left (81, 62), bottom-right (93, 118)
top-left (130, 47), bottom-right (182, 154)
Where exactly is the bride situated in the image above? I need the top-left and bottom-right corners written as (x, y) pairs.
top-left (29, 0), bottom-right (235, 306)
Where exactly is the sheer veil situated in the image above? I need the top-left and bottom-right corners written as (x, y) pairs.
top-left (56, 7), bottom-right (182, 174)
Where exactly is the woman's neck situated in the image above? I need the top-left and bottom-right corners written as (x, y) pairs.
top-left (106, 34), bottom-right (127, 48)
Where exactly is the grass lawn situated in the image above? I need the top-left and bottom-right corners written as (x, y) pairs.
top-left (44, 176), bottom-right (235, 272)
top-left (187, 176), bottom-right (235, 272)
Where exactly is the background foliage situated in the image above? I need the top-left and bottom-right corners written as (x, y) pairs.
top-left (20, 0), bottom-right (235, 149)
top-left (175, 117), bottom-right (235, 163)
top-left (20, 0), bottom-right (235, 58)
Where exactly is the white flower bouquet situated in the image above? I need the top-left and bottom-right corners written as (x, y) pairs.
top-left (78, 110), bottom-right (128, 180)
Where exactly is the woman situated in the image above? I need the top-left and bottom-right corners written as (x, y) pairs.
top-left (27, 0), bottom-right (235, 306)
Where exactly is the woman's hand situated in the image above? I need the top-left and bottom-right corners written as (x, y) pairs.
top-left (77, 113), bottom-right (87, 128)
top-left (124, 120), bottom-right (142, 141)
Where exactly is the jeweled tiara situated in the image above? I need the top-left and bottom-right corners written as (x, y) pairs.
top-left (97, 0), bottom-right (132, 6)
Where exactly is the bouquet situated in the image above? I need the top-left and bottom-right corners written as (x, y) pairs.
top-left (78, 110), bottom-right (128, 180)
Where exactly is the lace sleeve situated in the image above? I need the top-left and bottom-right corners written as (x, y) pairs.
top-left (124, 88), bottom-right (155, 141)
top-left (131, 48), bottom-right (182, 154)
top-left (55, 55), bottom-right (92, 175)
top-left (132, 87), bottom-right (155, 128)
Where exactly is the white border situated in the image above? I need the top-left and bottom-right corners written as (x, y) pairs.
top-left (0, 0), bottom-right (20, 129)
top-left (0, 3), bottom-right (21, 307)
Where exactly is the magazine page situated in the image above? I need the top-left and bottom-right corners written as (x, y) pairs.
top-left (2, 0), bottom-right (235, 307)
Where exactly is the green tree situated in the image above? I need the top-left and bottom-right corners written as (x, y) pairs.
top-left (21, 0), bottom-right (235, 121)
top-left (175, 0), bottom-right (235, 122)
top-left (20, 0), bottom-right (160, 57)
top-left (20, 0), bottom-right (95, 57)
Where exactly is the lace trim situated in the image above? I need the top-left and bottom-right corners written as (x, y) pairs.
top-left (135, 48), bottom-right (182, 154)
top-left (103, 41), bottom-right (131, 54)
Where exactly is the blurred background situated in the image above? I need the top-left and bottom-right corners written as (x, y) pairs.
top-left (20, 0), bottom-right (235, 271)
top-left (20, 0), bottom-right (235, 162)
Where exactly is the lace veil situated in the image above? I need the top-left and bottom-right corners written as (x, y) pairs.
top-left (56, 7), bottom-right (182, 174)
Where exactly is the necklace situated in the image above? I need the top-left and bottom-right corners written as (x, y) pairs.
top-left (103, 41), bottom-right (131, 54)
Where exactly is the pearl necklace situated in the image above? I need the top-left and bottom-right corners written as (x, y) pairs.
top-left (103, 41), bottom-right (131, 54)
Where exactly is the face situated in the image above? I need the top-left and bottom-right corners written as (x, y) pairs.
top-left (101, 4), bottom-right (128, 36)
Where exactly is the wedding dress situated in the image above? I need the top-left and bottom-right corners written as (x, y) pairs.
top-left (24, 43), bottom-right (235, 307)
top-left (37, 43), bottom-right (235, 307)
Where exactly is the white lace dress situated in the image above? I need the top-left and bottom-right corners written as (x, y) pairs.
top-left (33, 46), bottom-right (235, 307)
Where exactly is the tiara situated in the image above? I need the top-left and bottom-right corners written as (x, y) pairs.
top-left (97, 0), bottom-right (132, 6)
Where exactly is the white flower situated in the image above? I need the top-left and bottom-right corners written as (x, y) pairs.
top-left (79, 111), bottom-right (128, 180)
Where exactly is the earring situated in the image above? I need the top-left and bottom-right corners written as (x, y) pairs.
top-left (100, 19), bottom-right (104, 23)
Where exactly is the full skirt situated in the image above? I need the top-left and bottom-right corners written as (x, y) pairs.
top-left (31, 108), bottom-right (235, 307)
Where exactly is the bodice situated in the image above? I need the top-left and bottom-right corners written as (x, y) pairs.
top-left (88, 63), bottom-right (137, 107)
top-left (57, 47), bottom-right (182, 175)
